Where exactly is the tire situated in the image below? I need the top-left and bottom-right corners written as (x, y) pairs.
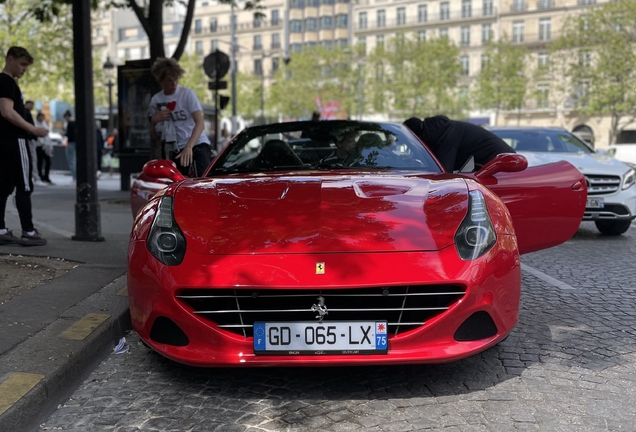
top-left (594, 219), bottom-right (632, 236)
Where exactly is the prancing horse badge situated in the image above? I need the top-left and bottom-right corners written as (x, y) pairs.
top-left (316, 262), bottom-right (325, 275)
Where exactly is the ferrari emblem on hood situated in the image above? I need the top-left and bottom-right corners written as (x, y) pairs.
top-left (316, 262), bottom-right (325, 274)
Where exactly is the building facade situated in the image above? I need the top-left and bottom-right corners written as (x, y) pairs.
top-left (91, 0), bottom-right (632, 147)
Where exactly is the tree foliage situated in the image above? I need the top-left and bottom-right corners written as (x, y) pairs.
top-left (367, 34), bottom-right (464, 119)
top-left (551, 0), bottom-right (636, 145)
top-left (472, 36), bottom-right (528, 123)
top-left (178, 52), bottom-right (210, 105)
top-left (269, 46), bottom-right (358, 119)
top-left (0, 0), bottom-right (74, 103)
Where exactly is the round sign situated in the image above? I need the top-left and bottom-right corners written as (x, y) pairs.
top-left (203, 49), bottom-right (230, 80)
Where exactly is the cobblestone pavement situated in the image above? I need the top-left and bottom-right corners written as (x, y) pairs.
top-left (41, 222), bottom-right (636, 432)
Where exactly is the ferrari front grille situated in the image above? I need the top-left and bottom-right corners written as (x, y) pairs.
top-left (585, 175), bottom-right (621, 195)
top-left (176, 285), bottom-right (466, 338)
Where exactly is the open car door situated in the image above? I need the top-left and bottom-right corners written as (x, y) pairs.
top-left (467, 154), bottom-right (587, 255)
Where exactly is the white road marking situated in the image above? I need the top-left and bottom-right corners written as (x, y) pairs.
top-left (521, 263), bottom-right (576, 290)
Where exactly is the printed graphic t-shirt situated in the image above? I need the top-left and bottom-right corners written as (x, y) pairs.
top-left (0, 72), bottom-right (28, 140)
top-left (149, 86), bottom-right (210, 151)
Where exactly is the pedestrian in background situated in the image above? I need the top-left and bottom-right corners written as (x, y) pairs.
top-left (63, 110), bottom-right (76, 182)
top-left (105, 128), bottom-right (119, 176)
top-left (0, 46), bottom-right (48, 246)
top-left (149, 57), bottom-right (212, 177)
top-left (34, 111), bottom-right (54, 185)
top-left (96, 122), bottom-right (104, 179)
top-left (23, 100), bottom-right (45, 186)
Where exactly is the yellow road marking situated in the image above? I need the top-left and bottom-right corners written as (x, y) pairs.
top-left (60, 313), bottom-right (110, 340)
top-left (116, 286), bottom-right (128, 296)
top-left (0, 373), bottom-right (44, 416)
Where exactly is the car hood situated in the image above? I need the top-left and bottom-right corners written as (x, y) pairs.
top-left (520, 151), bottom-right (629, 176)
top-left (172, 175), bottom-right (469, 255)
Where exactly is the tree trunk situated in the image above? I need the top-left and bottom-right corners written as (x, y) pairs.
top-left (172, 0), bottom-right (196, 60)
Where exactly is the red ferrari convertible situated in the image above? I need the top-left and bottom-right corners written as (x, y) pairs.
top-left (128, 120), bottom-right (586, 367)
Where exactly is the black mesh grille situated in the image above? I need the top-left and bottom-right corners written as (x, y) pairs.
top-left (176, 285), bottom-right (466, 338)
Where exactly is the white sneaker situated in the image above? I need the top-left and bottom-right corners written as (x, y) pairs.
top-left (34, 180), bottom-right (48, 186)
top-left (96, 170), bottom-right (102, 179)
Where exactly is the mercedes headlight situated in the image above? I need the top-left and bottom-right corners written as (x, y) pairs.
top-left (147, 196), bottom-right (186, 266)
top-left (455, 190), bottom-right (497, 261)
top-left (622, 168), bottom-right (635, 190)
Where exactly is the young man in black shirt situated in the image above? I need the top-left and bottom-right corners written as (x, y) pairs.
top-left (404, 115), bottom-right (515, 173)
top-left (0, 46), bottom-right (48, 246)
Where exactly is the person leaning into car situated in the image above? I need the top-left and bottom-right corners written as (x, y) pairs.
top-left (404, 115), bottom-right (515, 172)
top-left (149, 57), bottom-right (211, 177)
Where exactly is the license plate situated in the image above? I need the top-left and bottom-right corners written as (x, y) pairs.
top-left (253, 321), bottom-right (388, 355)
top-left (586, 197), bottom-right (604, 208)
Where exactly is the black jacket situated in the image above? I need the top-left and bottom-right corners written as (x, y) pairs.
top-left (405, 116), bottom-right (515, 172)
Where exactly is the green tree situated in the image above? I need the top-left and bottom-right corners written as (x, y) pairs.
top-left (231, 72), bottom-right (263, 121)
top-left (472, 36), bottom-right (529, 125)
top-left (551, 0), bottom-right (636, 145)
top-left (0, 0), bottom-right (74, 103)
top-left (179, 52), bottom-right (210, 104)
top-left (269, 46), bottom-right (356, 119)
top-left (367, 34), bottom-right (464, 119)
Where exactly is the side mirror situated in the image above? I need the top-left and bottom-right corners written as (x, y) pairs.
top-left (142, 159), bottom-right (186, 182)
top-left (475, 153), bottom-right (528, 179)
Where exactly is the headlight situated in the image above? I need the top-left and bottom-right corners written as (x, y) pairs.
top-left (147, 196), bottom-right (186, 266)
top-left (455, 190), bottom-right (497, 260)
top-left (622, 168), bottom-right (635, 190)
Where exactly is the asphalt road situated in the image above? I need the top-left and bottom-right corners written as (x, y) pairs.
top-left (40, 221), bottom-right (636, 432)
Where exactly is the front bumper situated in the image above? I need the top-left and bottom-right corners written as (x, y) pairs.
top-left (127, 238), bottom-right (520, 367)
top-left (584, 185), bottom-right (636, 221)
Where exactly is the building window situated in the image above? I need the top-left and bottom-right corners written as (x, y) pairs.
top-left (339, 39), bottom-right (348, 48)
top-left (538, 0), bottom-right (553, 8)
top-left (376, 34), bottom-right (384, 47)
top-left (418, 30), bottom-right (426, 41)
top-left (512, 0), bottom-right (526, 12)
top-left (461, 26), bottom-right (470, 46)
top-left (272, 57), bottom-right (279, 73)
top-left (254, 16), bottom-right (262, 28)
top-left (483, 0), bottom-right (493, 15)
top-left (211, 39), bottom-right (218, 51)
top-left (195, 19), bottom-right (202, 34)
top-left (439, 27), bottom-right (449, 38)
top-left (579, 50), bottom-right (591, 67)
top-left (321, 16), bottom-right (333, 29)
top-left (537, 84), bottom-right (549, 108)
top-left (358, 36), bottom-right (366, 52)
top-left (337, 14), bottom-right (348, 28)
top-left (481, 54), bottom-right (488, 70)
top-left (359, 12), bottom-right (367, 29)
top-left (291, 20), bottom-right (303, 32)
top-left (539, 18), bottom-right (551, 41)
top-left (538, 52), bottom-right (549, 68)
top-left (482, 23), bottom-right (492, 42)
top-left (195, 41), bottom-right (203, 55)
top-left (291, 43), bottom-right (303, 52)
top-left (462, 0), bottom-right (472, 18)
top-left (440, 2), bottom-right (450, 20)
top-left (254, 58), bottom-right (263, 76)
top-left (254, 35), bottom-right (262, 50)
top-left (578, 0), bottom-right (595, 4)
top-left (377, 10), bottom-right (386, 28)
top-left (210, 19), bottom-right (217, 32)
top-left (322, 40), bottom-right (332, 48)
top-left (124, 48), bottom-right (131, 59)
top-left (397, 7), bottom-right (406, 25)
top-left (272, 33), bottom-right (281, 49)
top-left (418, 4), bottom-right (427, 22)
top-left (95, 27), bottom-right (103, 37)
top-left (291, 0), bottom-right (305, 8)
top-left (271, 10), bottom-right (279, 25)
top-left (460, 55), bottom-right (469, 75)
top-left (512, 21), bottom-right (524, 43)
top-left (307, 18), bottom-right (318, 31)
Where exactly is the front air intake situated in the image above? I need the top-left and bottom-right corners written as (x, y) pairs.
top-left (454, 311), bottom-right (498, 341)
top-left (149, 316), bottom-right (189, 346)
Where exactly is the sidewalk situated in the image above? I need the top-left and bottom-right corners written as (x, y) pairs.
top-left (0, 172), bottom-right (134, 432)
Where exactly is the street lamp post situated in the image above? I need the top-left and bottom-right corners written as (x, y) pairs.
top-left (102, 56), bottom-right (115, 136)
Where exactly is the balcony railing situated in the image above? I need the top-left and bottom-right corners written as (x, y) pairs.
top-left (354, 8), bottom-right (498, 31)
top-left (193, 19), bottom-right (283, 36)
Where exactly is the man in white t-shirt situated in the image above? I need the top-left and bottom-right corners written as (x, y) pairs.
top-left (149, 57), bottom-right (212, 177)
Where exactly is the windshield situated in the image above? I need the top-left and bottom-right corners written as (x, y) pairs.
top-left (208, 121), bottom-right (441, 175)
top-left (492, 129), bottom-right (594, 154)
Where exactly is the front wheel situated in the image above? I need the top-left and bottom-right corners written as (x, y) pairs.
top-left (594, 219), bottom-right (632, 236)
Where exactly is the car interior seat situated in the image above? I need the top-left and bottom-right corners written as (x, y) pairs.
top-left (255, 139), bottom-right (304, 169)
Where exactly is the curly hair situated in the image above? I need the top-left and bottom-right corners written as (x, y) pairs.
top-left (151, 57), bottom-right (185, 82)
